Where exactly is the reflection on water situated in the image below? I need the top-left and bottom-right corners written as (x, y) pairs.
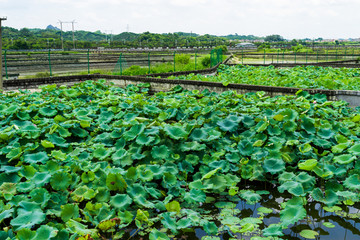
top-left (124, 182), bottom-right (360, 240)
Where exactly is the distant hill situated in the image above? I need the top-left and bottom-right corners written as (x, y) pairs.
top-left (46, 25), bottom-right (60, 31)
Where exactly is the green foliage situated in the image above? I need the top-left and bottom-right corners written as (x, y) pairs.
top-left (0, 80), bottom-right (359, 239)
top-left (173, 64), bottom-right (360, 91)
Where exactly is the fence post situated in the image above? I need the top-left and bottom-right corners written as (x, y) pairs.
top-left (326, 50), bottom-right (328, 62)
top-left (4, 49), bottom-right (7, 79)
top-left (316, 50), bottom-right (319, 63)
top-left (335, 49), bottom-right (338, 61)
top-left (87, 49), bottom-right (90, 74)
top-left (294, 51), bottom-right (297, 64)
top-left (48, 49), bottom-right (52, 77)
top-left (344, 48), bottom-right (347, 60)
top-left (282, 49), bottom-right (285, 63)
top-left (241, 47), bottom-right (244, 64)
top-left (120, 53), bottom-right (123, 75)
top-left (263, 49), bottom-right (266, 64)
top-left (148, 52), bottom-right (151, 74)
top-left (173, 51), bottom-right (176, 72)
top-left (195, 50), bottom-right (197, 70)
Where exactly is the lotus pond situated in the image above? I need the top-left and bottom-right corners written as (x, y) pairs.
top-left (170, 64), bottom-right (360, 91)
top-left (0, 80), bottom-right (360, 240)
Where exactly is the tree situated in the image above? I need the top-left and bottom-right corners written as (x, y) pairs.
top-left (264, 34), bottom-right (284, 42)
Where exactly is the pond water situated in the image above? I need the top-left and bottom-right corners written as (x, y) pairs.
top-left (124, 182), bottom-right (360, 240)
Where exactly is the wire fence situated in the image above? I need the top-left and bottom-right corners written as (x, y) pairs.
top-left (1, 49), bottom-right (212, 79)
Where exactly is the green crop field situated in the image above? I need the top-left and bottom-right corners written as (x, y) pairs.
top-left (171, 64), bottom-right (360, 91)
top-left (1, 80), bottom-right (360, 239)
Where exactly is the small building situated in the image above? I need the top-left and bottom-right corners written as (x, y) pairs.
top-left (235, 42), bottom-right (256, 48)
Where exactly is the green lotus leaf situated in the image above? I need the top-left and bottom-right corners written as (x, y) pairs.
top-left (106, 173), bottom-right (127, 192)
top-left (282, 120), bottom-right (297, 132)
top-left (217, 117), bottom-right (238, 132)
top-left (6, 147), bottom-right (22, 160)
top-left (66, 219), bottom-right (96, 236)
top-left (262, 224), bottom-right (284, 237)
top-left (311, 188), bottom-right (339, 206)
top-left (10, 208), bottom-right (45, 231)
top-left (201, 167), bottom-right (221, 180)
top-left (165, 200), bottom-right (181, 214)
top-left (300, 116), bottom-right (315, 133)
top-left (151, 145), bottom-right (170, 160)
top-left (136, 134), bottom-right (155, 146)
top-left (16, 228), bottom-right (36, 240)
top-left (163, 124), bottom-right (188, 140)
top-left (331, 143), bottom-right (349, 154)
top-left (317, 128), bottom-right (335, 139)
top-left (32, 172), bottom-right (52, 187)
top-left (29, 188), bottom-right (51, 209)
top-left (163, 173), bottom-right (177, 186)
top-left (93, 145), bottom-right (112, 160)
top-left (184, 189), bottom-right (206, 204)
top-left (80, 120), bottom-right (91, 128)
top-left (278, 181), bottom-right (305, 196)
top-left (123, 124), bottom-right (145, 141)
top-left (159, 212), bottom-right (177, 233)
top-left (149, 229), bottom-right (170, 240)
top-left (71, 186), bottom-right (97, 202)
top-left (24, 151), bottom-right (49, 164)
top-left (81, 171), bottom-right (95, 183)
top-left (257, 207), bottom-right (273, 214)
top-left (185, 154), bottom-right (200, 165)
top-left (203, 221), bottom-right (218, 235)
top-left (39, 107), bottom-right (58, 117)
top-left (333, 154), bottom-right (356, 164)
top-left (203, 175), bottom-right (227, 193)
top-left (63, 89), bottom-right (80, 98)
top-left (16, 181), bottom-right (35, 192)
top-left (295, 172), bottom-right (315, 191)
top-left (278, 172), bottom-right (296, 184)
top-left (239, 190), bottom-right (261, 205)
top-left (238, 139), bottom-right (253, 156)
top-left (110, 194), bottom-right (132, 210)
top-left (348, 143), bottom-right (360, 155)
top-left (70, 127), bottom-right (89, 138)
top-left (0, 208), bottom-right (14, 224)
top-left (138, 168), bottom-right (154, 182)
top-left (312, 138), bottom-right (332, 149)
top-left (280, 205), bottom-right (306, 227)
top-left (50, 171), bottom-right (72, 191)
top-left (47, 133), bottom-right (69, 148)
top-left (343, 174), bottom-right (360, 190)
top-left (41, 140), bottom-right (55, 148)
top-left (144, 104), bottom-right (161, 114)
top-left (189, 128), bottom-right (209, 142)
top-left (180, 141), bottom-right (206, 152)
top-left (299, 229), bottom-right (319, 239)
top-left (2, 104), bottom-right (19, 115)
top-left (33, 225), bottom-right (58, 240)
top-left (51, 150), bottom-right (67, 161)
top-left (61, 204), bottom-right (80, 222)
top-left (298, 159), bottom-right (318, 171)
top-left (323, 222), bottom-right (335, 228)
top-left (255, 120), bottom-right (269, 133)
top-left (111, 149), bottom-right (128, 165)
top-left (263, 158), bottom-right (285, 175)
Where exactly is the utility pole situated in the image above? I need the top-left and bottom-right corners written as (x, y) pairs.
top-left (59, 20), bottom-right (77, 50)
top-left (58, 20), bottom-right (63, 50)
top-left (0, 17), bottom-right (7, 90)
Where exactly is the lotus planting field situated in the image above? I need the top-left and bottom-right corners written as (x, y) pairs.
top-left (171, 64), bottom-right (360, 91)
top-left (1, 80), bottom-right (360, 240)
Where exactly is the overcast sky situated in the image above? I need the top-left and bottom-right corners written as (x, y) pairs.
top-left (1, 0), bottom-right (359, 39)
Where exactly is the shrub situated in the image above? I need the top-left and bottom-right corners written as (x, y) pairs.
top-left (175, 54), bottom-right (190, 65)
top-left (201, 56), bottom-right (211, 68)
